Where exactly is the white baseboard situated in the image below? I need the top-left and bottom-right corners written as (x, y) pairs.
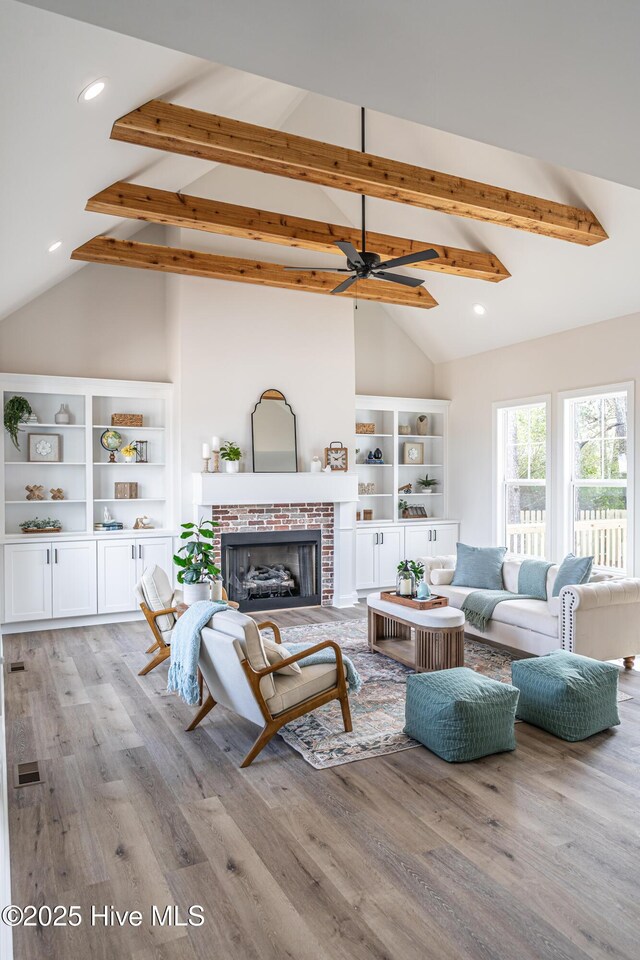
top-left (0, 634), bottom-right (14, 959)
top-left (1, 610), bottom-right (144, 635)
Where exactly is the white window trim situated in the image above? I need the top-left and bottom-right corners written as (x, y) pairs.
top-left (492, 394), bottom-right (552, 557)
top-left (559, 381), bottom-right (634, 574)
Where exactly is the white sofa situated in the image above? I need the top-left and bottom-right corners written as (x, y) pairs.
top-left (422, 555), bottom-right (640, 664)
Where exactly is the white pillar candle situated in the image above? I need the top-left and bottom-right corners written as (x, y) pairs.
top-left (211, 579), bottom-right (223, 602)
top-left (202, 442), bottom-right (211, 459)
top-left (210, 436), bottom-right (221, 451)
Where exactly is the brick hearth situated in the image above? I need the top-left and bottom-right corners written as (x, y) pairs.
top-left (211, 503), bottom-right (334, 605)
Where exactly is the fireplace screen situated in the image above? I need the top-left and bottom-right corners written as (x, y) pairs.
top-left (221, 530), bottom-right (322, 611)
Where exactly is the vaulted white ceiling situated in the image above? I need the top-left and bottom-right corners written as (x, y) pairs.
top-left (3, 0), bottom-right (640, 363)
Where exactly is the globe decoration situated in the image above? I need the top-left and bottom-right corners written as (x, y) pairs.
top-left (100, 429), bottom-right (123, 463)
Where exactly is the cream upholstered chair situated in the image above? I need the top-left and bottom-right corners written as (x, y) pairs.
top-left (186, 609), bottom-right (352, 767)
top-left (134, 563), bottom-right (182, 676)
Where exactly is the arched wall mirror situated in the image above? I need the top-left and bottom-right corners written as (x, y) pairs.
top-left (251, 389), bottom-right (298, 473)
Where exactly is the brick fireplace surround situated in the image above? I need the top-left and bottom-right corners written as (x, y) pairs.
top-left (211, 503), bottom-right (335, 605)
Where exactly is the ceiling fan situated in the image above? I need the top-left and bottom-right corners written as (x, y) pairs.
top-left (285, 108), bottom-right (439, 294)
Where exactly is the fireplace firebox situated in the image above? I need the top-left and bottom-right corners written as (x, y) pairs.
top-left (221, 530), bottom-right (322, 611)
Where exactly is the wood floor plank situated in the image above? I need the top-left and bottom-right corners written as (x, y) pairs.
top-left (5, 610), bottom-right (640, 960)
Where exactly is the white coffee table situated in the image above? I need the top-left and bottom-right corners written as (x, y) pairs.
top-left (367, 592), bottom-right (465, 672)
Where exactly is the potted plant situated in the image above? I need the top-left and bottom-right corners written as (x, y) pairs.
top-left (220, 440), bottom-right (242, 474)
top-left (398, 498), bottom-right (409, 517)
top-left (4, 395), bottom-right (33, 450)
top-left (173, 519), bottom-right (221, 603)
top-left (417, 474), bottom-right (439, 491)
top-left (20, 517), bottom-right (62, 534)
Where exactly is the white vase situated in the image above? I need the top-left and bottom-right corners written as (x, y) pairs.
top-left (183, 582), bottom-right (210, 604)
top-left (224, 461), bottom-right (240, 473)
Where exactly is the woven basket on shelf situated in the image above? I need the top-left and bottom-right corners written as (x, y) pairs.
top-left (356, 422), bottom-right (375, 434)
top-left (111, 413), bottom-right (143, 427)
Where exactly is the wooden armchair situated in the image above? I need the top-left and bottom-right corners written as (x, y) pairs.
top-left (186, 609), bottom-right (352, 767)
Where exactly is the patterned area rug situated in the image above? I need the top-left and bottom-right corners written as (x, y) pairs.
top-left (277, 620), bottom-right (631, 769)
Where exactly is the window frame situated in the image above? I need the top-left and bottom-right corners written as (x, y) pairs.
top-left (493, 394), bottom-right (552, 559)
top-left (559, 381), bottom-right (634, 574)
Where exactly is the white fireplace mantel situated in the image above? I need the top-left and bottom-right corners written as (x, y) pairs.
top-left (192, 471), bottom-right (359, 507)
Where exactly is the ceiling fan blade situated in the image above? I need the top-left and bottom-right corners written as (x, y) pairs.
top-left (335, 240), bottom-right (365, 266)
top-left (374, 271), bottom-right (425, 288)
top-left (377, 248), bottom-right (439, 270)
top-left (283, 266), bottom-right (351, 272)
top-left (331, 276), bottom-right (358, 294)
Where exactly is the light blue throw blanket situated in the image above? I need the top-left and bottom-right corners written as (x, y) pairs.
top-left (462, 559), bottom-right (552, 632)
top-left (167, 599), bottom-right (228, 705)
top-left (284, 641), bottom-right (363, 694)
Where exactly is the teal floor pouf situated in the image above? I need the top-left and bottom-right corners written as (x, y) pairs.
top-left (404, 667), bottom-right (519, 762)
top-left (511, 650), bottom-right (620, 742)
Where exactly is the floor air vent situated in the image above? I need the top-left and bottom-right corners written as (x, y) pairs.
top-left (9, 661), bottom-right (25, 673)
top-left (15, 761), bottom-right (42, 788)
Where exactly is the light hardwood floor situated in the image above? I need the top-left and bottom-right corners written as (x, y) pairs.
top-left (4, 606), bottom-right (640, 960)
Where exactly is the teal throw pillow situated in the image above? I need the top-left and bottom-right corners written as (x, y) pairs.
top-left (451, 543), bottom-right (506, 590)
top-left (552, 553), bottom-right (594, 597)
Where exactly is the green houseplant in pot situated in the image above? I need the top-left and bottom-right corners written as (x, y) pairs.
top-left (173, 519), bottom-right (221, 603)
top-left (417, 474), bottom-right (439, 492)
top-left (220, 440), bottom-right (242, 474)
top-left (4, 395), bottom-right (33, 450)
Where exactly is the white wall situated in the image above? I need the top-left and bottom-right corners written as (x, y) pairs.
top-left (435, 310), bottom-right (640, 565)
top-left (0, 240), bottom-right (169, 382)
top-left (172, 277), bottom-right (355, 517)
top-left (354, 302), bottom-right (435, 397)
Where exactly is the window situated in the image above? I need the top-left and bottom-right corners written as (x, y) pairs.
top-left (495, 399), bottom-right (549, 557)
top-left (564, 386), bottom-right (632, 572)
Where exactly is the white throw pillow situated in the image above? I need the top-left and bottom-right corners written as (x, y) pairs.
top-left (263, 638), bottom-right (302, 676)
top-left (431, 568), bottom-right (455, 586)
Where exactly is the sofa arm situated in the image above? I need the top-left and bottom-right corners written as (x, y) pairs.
top-left (422, 555), bottom-right (456, 584)
top-left (560, 578), bottom-right (640, 661)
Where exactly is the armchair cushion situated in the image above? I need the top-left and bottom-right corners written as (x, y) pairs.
top-left (212, 609), bottom-right (276, 699)
top-left (266, 661), bottom-right (346, 716)
top-left (139, 564), bottom-right (176, 633)
top-left (263, 638), bottom-right (302, 676)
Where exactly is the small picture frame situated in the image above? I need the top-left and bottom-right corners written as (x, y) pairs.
top-left (403, 441), bottom-right (424, 465)
top-left (28, 433), bottom-right (62, 463)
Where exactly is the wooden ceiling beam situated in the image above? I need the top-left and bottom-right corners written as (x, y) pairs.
top-left (87, 181), bottom-right (510, 282)
top-left (111, 101), bottom-right (607, 246)
top-left (71, 237), bottom-right (438, 309)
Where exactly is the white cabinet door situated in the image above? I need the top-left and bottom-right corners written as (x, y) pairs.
top-left (3, 542), bottom-right (52, 623)
top-left (97, 539), bottom-right (137, 614)
top-left (377, 527), bottom-right (404, 587)
top-left (52, 541), bottom-right (97, 618)
top-left (431, 524), bottom-right (458, 556)
top-left (404, 526), bottom-right (435, 559)
top-left (355, 530), bottom-right (378, 590)
top-left (136, 537), bottom-right (174, 580)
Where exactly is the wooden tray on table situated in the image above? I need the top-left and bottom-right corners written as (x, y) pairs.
top-left (380, 590), bottom-right (448, 610)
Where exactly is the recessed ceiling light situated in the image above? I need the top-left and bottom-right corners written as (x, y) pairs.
top-left (473, 303), bottom-right (487, 316)
top-left (79, 78), bottom-right (106, 102)
top-left (48, 241), bottom-right (62, 253)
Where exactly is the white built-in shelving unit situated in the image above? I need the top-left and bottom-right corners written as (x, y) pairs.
top-left (355, 395), bottom-right (450, 525)
top-left (1, 374), bottom-right (175, 631)
top-left (1, 375), bottom-right (173, 537)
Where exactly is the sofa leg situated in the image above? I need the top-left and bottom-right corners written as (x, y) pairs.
top-left (623, 656), bottom-right (635, 670)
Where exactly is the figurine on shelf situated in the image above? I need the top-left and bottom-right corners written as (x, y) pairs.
top-left (133, 515), bottom-right (154, 530)
top-left (25, 484), bottom-right (45, 501)
top-left (50, 488), bottom-right (65, 500)
top-left (103, 506), bottom-right (112, 523)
